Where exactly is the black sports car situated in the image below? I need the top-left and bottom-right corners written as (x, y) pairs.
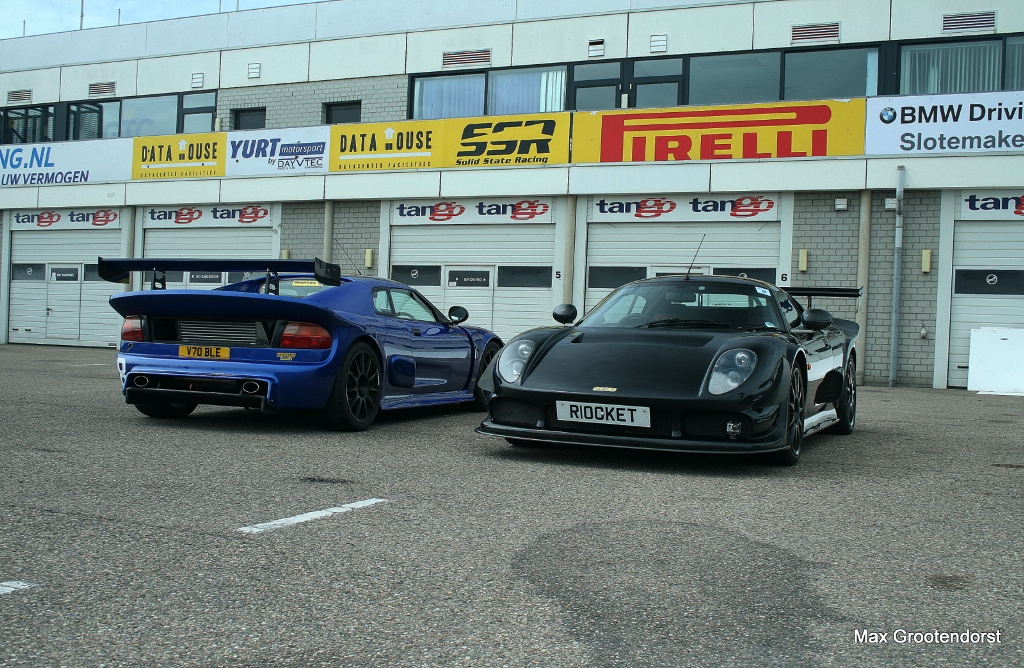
top-left (475, 276), bottom-right (860, 465)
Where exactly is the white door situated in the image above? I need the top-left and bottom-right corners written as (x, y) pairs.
top-left (8, 263), bottom-right (48, 342)
top-left (45, 266), bottom-right (82, 340)
top-left (444, 266), bottom-right (495, 331)
top-left (143, 227), bottom-right (276, 290)
top-left (948, 220), bottom-right (1024, 387)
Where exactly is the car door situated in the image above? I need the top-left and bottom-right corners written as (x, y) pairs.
top-left (389, 288), bottom-right (472, 394)
top-left (778, 291), bottom-right (833, 411)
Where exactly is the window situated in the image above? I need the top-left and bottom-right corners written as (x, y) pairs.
top-left (571, 62), bottom-right (621, 111)
top-left (497, 266), bottom-right (553, 288)
top-left (1005, 37), bottom-right (1024, 90)
top-left (588, 266), bottom-right (645, 289)
top-left (68, 102), bottom-right (120, 140)
top-left (325, 101), bottom-right (361, 124)
top-left (234, 108), bottom-right (266, 130)
top-left (4, 106), bottom-right (54, 144)
top-left (390, 289), bottom-right (436, 322)
top-left (632, 58), bottom-right (683, 109)
top-left (12, 264), bottom-right (46, 280)
top-left (689, 52), bottom-right (781, 105)
top-left (414, 74), bottom-right (485, 119)
top-left (391, 265), bottom-right (441, 286)
top-left (487, 66), bottom-right (566, 115)
top-left (784, 48), bottom-right (878, 100)
top-left (181, 92), bottom-right (216, 133)
top-left (120, 95), bottom-right (178, 137)
top-left (372, 288), bottom-right (394, 315)
top-left (900, 40), bottom-right (1002, 94)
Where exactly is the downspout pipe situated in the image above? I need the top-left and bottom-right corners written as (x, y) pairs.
top-left (855, 190), bottom-right (871, 387)
top-left (322, 200), bottom-right (335, 264)
top-left (888, 166), bottom-right (905, 387)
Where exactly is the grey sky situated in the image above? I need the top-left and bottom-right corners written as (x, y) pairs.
top-left (0, 0), bottom-right (321, 39)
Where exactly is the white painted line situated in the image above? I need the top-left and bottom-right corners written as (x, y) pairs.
top-left (69, 363), bottom-right (108, 367)
top-left (0, 581), bottom-right (38, 595)
top-left (236, 498), bottom-right (387, 535)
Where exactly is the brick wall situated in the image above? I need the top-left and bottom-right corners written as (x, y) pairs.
top-left (216, 75), bottom-right (408, 130)
top-left (280, 202), bottom-right (324, 260)
top-left (279, 201), bottom-right (381, 276)
top-left (790, 192), bottom-right (861, 321)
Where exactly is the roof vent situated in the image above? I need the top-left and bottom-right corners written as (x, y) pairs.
top-left (7, 89), bottom-right (31, 104)
top-left (791, 22), bottom-right (840, 44)
top-left (442, 49), bottom-right (491, 69)
top-left (191, 72), bottom-right (205, 89)
top-left (248, 63), bottom-right (261, 79)
top-left (650, 34), bottom-right (667, 53)
top-left (588, 39), bottom-right (605, 58)
top-left (942, 11), bottom-right (996, 33)
top-left (88, 82), bottom-right (116, 99)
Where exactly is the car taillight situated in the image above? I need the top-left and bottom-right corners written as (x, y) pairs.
top-left (121, 316), bottom-right (144, 342)
top-left (279, 322), bottom-right (332, 349)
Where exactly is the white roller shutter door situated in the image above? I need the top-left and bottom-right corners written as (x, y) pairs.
top-left (947, 220), bottom-right (1024, 387)
top-left (143, 227), bottom-right (276, 290)
top-left (585, 221), bottom-right (781, 310)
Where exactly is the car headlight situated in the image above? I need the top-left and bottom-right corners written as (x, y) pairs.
top-left (497, 340), bottom-right (536, 383)
top-left (708, 348), bottom-right (758, 395)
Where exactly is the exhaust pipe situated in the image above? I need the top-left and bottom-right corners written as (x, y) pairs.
top-left (133, 375), bottom-right (149, 388)
top-left (241, 381), bottom-right (261, 394)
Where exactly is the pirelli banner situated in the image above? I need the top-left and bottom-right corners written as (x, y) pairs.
top-left (329, 113), bottom-right (571, 172)
top-left (572, 99), bottom-right (865, 163)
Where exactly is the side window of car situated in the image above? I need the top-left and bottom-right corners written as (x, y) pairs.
top-left (778, 292), bottom-right (803, 328)
top-left (391, 289), bottom-right (437, 322)
top-left (372, 288), bottom-right (394, 315)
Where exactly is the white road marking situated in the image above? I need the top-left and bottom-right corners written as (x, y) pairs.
top-left (69, 363), bottom-right (108, 367)
top-left (236, 498), bottom-right (387, 534)
top-left (0, 581), bottom-right (38, 595)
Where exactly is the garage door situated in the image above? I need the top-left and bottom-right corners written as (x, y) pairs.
top-left (9, 229), bottom-right (124, 346)
top-left (947, 219), bottom-right (1024, 387)
top-left (584, 221), bottom-right (781, 311)
top-left (142, 227), bottom-right (276, 290)
top-left (389, 224), bottom-right (557, 342)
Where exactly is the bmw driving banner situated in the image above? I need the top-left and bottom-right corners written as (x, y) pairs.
top-left (867, 90), bottom-right (1024, 156)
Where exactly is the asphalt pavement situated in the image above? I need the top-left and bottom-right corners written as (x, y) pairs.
top-left (1, 343), bottom-right (1021, 667)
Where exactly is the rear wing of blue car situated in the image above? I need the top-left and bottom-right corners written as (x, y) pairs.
top-left (784, 287), bottom-right (862, 308)
top-left (97, 257), bottom-right (343, 292)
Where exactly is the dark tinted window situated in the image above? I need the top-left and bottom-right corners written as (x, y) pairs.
top-left (325, 101), bottom-right (362, 124)
top-left (144, 271), bottom-right (185, 284)
top-left (689, 52), bottom-right (781, 105)
top-left (498, 266), bottom-right (552, 288)
top-left (234, 108), bottom-right (266, 130)
top-left (784, 48), bottom-right (878, 100)
top-left (12, 263), bottom-right (46, 280)
top-left (955, 269), bottom-right (1024, 295)
top-left (589, 266), bottom-right (645, 289)
top-left (5, 106), bottom-right (54, 144)
top-left (575, 86), bottom-right (618, 111)
top-left (634, 58), bottom-right (682, 78)
top-left (69, 102), bottom-right (120, 140)
top-left (84, 264), bottom-right (103, 281)
top-left (391, 265), bottom-right (441, 286)
top-left (574, 62), bottom-right (621, 81)
top-left (636, 82), bottom-right (679, 108)
top-left (713, 268), bottom-right (777, 284)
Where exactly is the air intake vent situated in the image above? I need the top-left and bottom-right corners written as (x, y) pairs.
top-left (650, 34), bottom-right (668, 53)
top-left (191, 72), bottom-right (205, 89)
top-left (88, 81), bottom-right (116, 98)
top-left (7, 89), bottom-right (31, 104)
top-left (791, 22), bottom-right (840, 44)
top-left (248, 63), bottom-right (261, 79)
top-left (442, 49), bottom-right (491, 69)
top-left (588, 39), bottom-right (605, 58)
top-left (942, 11), bottom-right (996, 32)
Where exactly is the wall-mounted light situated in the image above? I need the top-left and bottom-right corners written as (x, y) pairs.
top-left (365, 249), bottom-right (374, 269)
top-left (921, 249), bottom-right (932, 273)
top-left (280, 248), bottom-right (291, 259)
top-left (798, 249), bottom-right (809, 272)
top-left (834, 197), bottom-right (848, 211)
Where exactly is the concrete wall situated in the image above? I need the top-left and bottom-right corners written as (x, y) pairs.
top-left (215, 75), bottom-right (408, 130)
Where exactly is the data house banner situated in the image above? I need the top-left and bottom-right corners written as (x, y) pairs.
top-left (867, 91), bottom-right (1024, 156)
top-left (1, 138), bottom-right (131, 187)
top-left (572, 99), bottom-right (865, 163)
top-left (329, 113), bottom-right (571, 172)
top-left (132, 132), bottom-right (228, 179)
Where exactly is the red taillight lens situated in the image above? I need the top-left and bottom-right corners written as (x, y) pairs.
top-left (279, 322), bottom-right (332, 349)
top-left (121, 316), bottom-right (144, 342)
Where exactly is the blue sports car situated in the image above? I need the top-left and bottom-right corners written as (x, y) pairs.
top-left (99, 258), bottom-right (502, 430)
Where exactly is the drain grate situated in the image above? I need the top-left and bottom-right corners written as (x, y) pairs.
top-left (992, 463), bottom-right (1024, 469)
top-left (299, 476), bottom-right (352, 484)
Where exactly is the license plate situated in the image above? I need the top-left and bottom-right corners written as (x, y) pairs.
top-left (178, 345), bottom-right (230, 360)
top-left (555, 401), bottom-right (651, 428)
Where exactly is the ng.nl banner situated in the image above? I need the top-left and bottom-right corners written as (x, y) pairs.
top-left (328, 113), bottom-right (571, 172)
top-left (572, 99), bottom-right (865, 164)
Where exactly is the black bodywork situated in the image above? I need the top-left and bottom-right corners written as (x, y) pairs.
top-left (476, 276), bottom-right (860, 459)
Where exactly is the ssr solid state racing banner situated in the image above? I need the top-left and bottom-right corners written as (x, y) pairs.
top-left (572, 99), bottom-right (865, 164)
top-left (328, 113), bottom-right (571, 172)
top-left (867, 90), bottom-right (1024, 156)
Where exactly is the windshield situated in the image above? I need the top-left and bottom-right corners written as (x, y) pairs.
top-left (580, 280), bottom-right (785, 330)
top-left (257, 278), bottom-right (330, 298)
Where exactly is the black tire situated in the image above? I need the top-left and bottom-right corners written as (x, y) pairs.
top-left (134, 402), bottom-right (197, 419)
top-left (472, 341), bottom-right (502, 410)
top-left (827, 355), bottom-right (857, 435)
top-left (772, 365), bottom-right (805, 466)
top-left (323, 342), bottom-right (382, 431)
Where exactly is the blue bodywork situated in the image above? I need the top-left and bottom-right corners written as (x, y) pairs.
top-left (110, 274), bottom-right (501, 413)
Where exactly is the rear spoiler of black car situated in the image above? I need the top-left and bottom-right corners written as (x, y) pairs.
top-left (97, 257), bottom-right (343, 292)
top-left (784, 287), bottom-right (862, 308)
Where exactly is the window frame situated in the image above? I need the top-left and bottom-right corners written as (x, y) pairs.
top-left (233, 107), bottom-right (267, 130)
top-left (324, 100), bottom-right (362, 125)
top-left (894, 33), bottom-right (1019, 95)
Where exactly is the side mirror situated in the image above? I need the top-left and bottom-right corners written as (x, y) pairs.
top-left (553, 303), bottom-right (577, 324)
top-left (447, 305), bottom-right (469, 324)
top-left (801, 308), bottom-right (833, 331)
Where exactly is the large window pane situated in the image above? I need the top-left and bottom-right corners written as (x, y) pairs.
top-left (689, 52), bottom-right (781, 105)
top-left (487, 66), bottom-right (566, 115)
top-left (1006, 37), bottom-right (1024, 90)
top-left (574, 62), bottom-right (620, 81)
top-left (575, 86), bottom-right (618, 111)
top-left (785, 48), bottom-right (878, 99)
top-left (634, 58), bottom-right (683, 78)
top-left (69, 102), bottom-right (120, 140)
top-left (413, 74), bottom-right (485, 119)
top-left (5, 106), bottom-right (54, 144)
top-left (636, 82), bottom-right (678, 108)
top-left (900, 41), bottom-right (1001, 94)
top-left (120, 95), bottom-right (178, 137)
top-left (183, 112), bottom-right (214, 133)
top-left (182, 92), bottom-right (216, 109)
